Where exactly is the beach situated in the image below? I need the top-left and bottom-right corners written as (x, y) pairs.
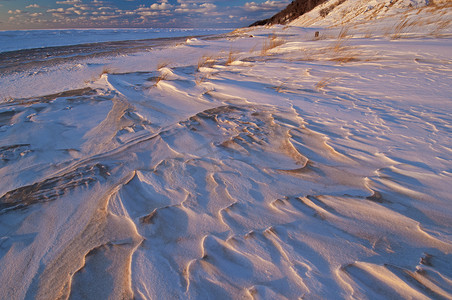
top-left (1, 4), bottom-right (452, 298)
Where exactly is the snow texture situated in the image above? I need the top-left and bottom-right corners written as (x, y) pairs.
top-left (0, 1), bottom-right (451, 299)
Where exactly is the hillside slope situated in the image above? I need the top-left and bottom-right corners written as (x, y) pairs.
top-left (250, 0), bottom-right (328, 26)
top-left (251, 0), bottom-right (450, 27)
top-left (290, 0), bottom-right (451, 27)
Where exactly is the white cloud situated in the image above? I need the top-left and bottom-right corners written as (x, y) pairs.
top-left (138, 11), bottom-right (159, 16)
top-left (244, 0), bottom-right (288, 12)
top-left (51, 12), bottom-right (65, 18)
top-left (66, 7), bottom-right (82, 15)
top-left (56, 0), bottom-right (82, 4)
top-left (8, 9), bottom-right (22, 14)
top-left (74, 4), bottom-right (90, 10)
top-left (92, 15), bottom-right (117, 20)
top-left (176, 0), bottom-right (216, 3)
top-left (91, 0), bottom-right (109, 6)
top-left (26, 4), bottom-right (40, 8)
top-left (200, 3), bottom-right (215, 9)
top-left (150, 0), bottom-right (173, 10)
top-left (134, 6), bottom-right (162, 17)
top-left (174, 2), bottom-right (216, 13)
top-left (47, 8), bottom-right (65, 13)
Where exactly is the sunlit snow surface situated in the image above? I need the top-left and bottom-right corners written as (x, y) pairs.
top-left (1, 4), bottom-right (452, 299)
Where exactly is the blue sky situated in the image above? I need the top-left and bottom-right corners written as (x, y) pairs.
top-left (0, 0), bottom-right (290, 30)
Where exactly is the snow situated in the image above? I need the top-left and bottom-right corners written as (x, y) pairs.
top-left (0, 2), bottom-right (451, 299)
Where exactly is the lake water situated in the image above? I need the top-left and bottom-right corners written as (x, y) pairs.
top-left (0, 28), bottom-right (232, 53)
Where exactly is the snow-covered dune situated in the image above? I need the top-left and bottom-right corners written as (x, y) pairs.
top-left (290, 0), bottom-right (451, 28)
top-left (0, 3), bottom-right (451, 299)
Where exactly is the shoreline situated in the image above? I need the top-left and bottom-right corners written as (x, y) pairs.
top-left (0, 35), bottom-right (212, 75)
top-left (0, 28), bottom-right (233, 54)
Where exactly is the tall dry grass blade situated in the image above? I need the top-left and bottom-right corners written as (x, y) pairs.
top-left (261, 34), bottom-right (285, 56)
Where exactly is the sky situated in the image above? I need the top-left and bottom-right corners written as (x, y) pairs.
top-left (0, 0), bottom-right (290, 30)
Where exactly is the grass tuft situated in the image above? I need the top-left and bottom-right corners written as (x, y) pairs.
top-left (1, 96), bottom-right (14, 103)
top-left (157, 61), bottom-right (170, 70)
top-left (153, 73), bottom-right (168, 87)
top-left (332, 27), bottom-right (350, 52)
top-left (226, 49), bottom-right (239, 65)
top-left (316, 77), bottom-right (335, 90)
top-left (390, 18), bottom-right (416, 39)
top-left (261, 34), bottom-right (285, 56)
top-left (319, 0), bottom-right (347, 18)
top-left (197, 55), bottom-right (217, 70)
top-left (100, 67), bottom-right (113, 76)
top-left (195, 74), bottom-right (209, 85)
